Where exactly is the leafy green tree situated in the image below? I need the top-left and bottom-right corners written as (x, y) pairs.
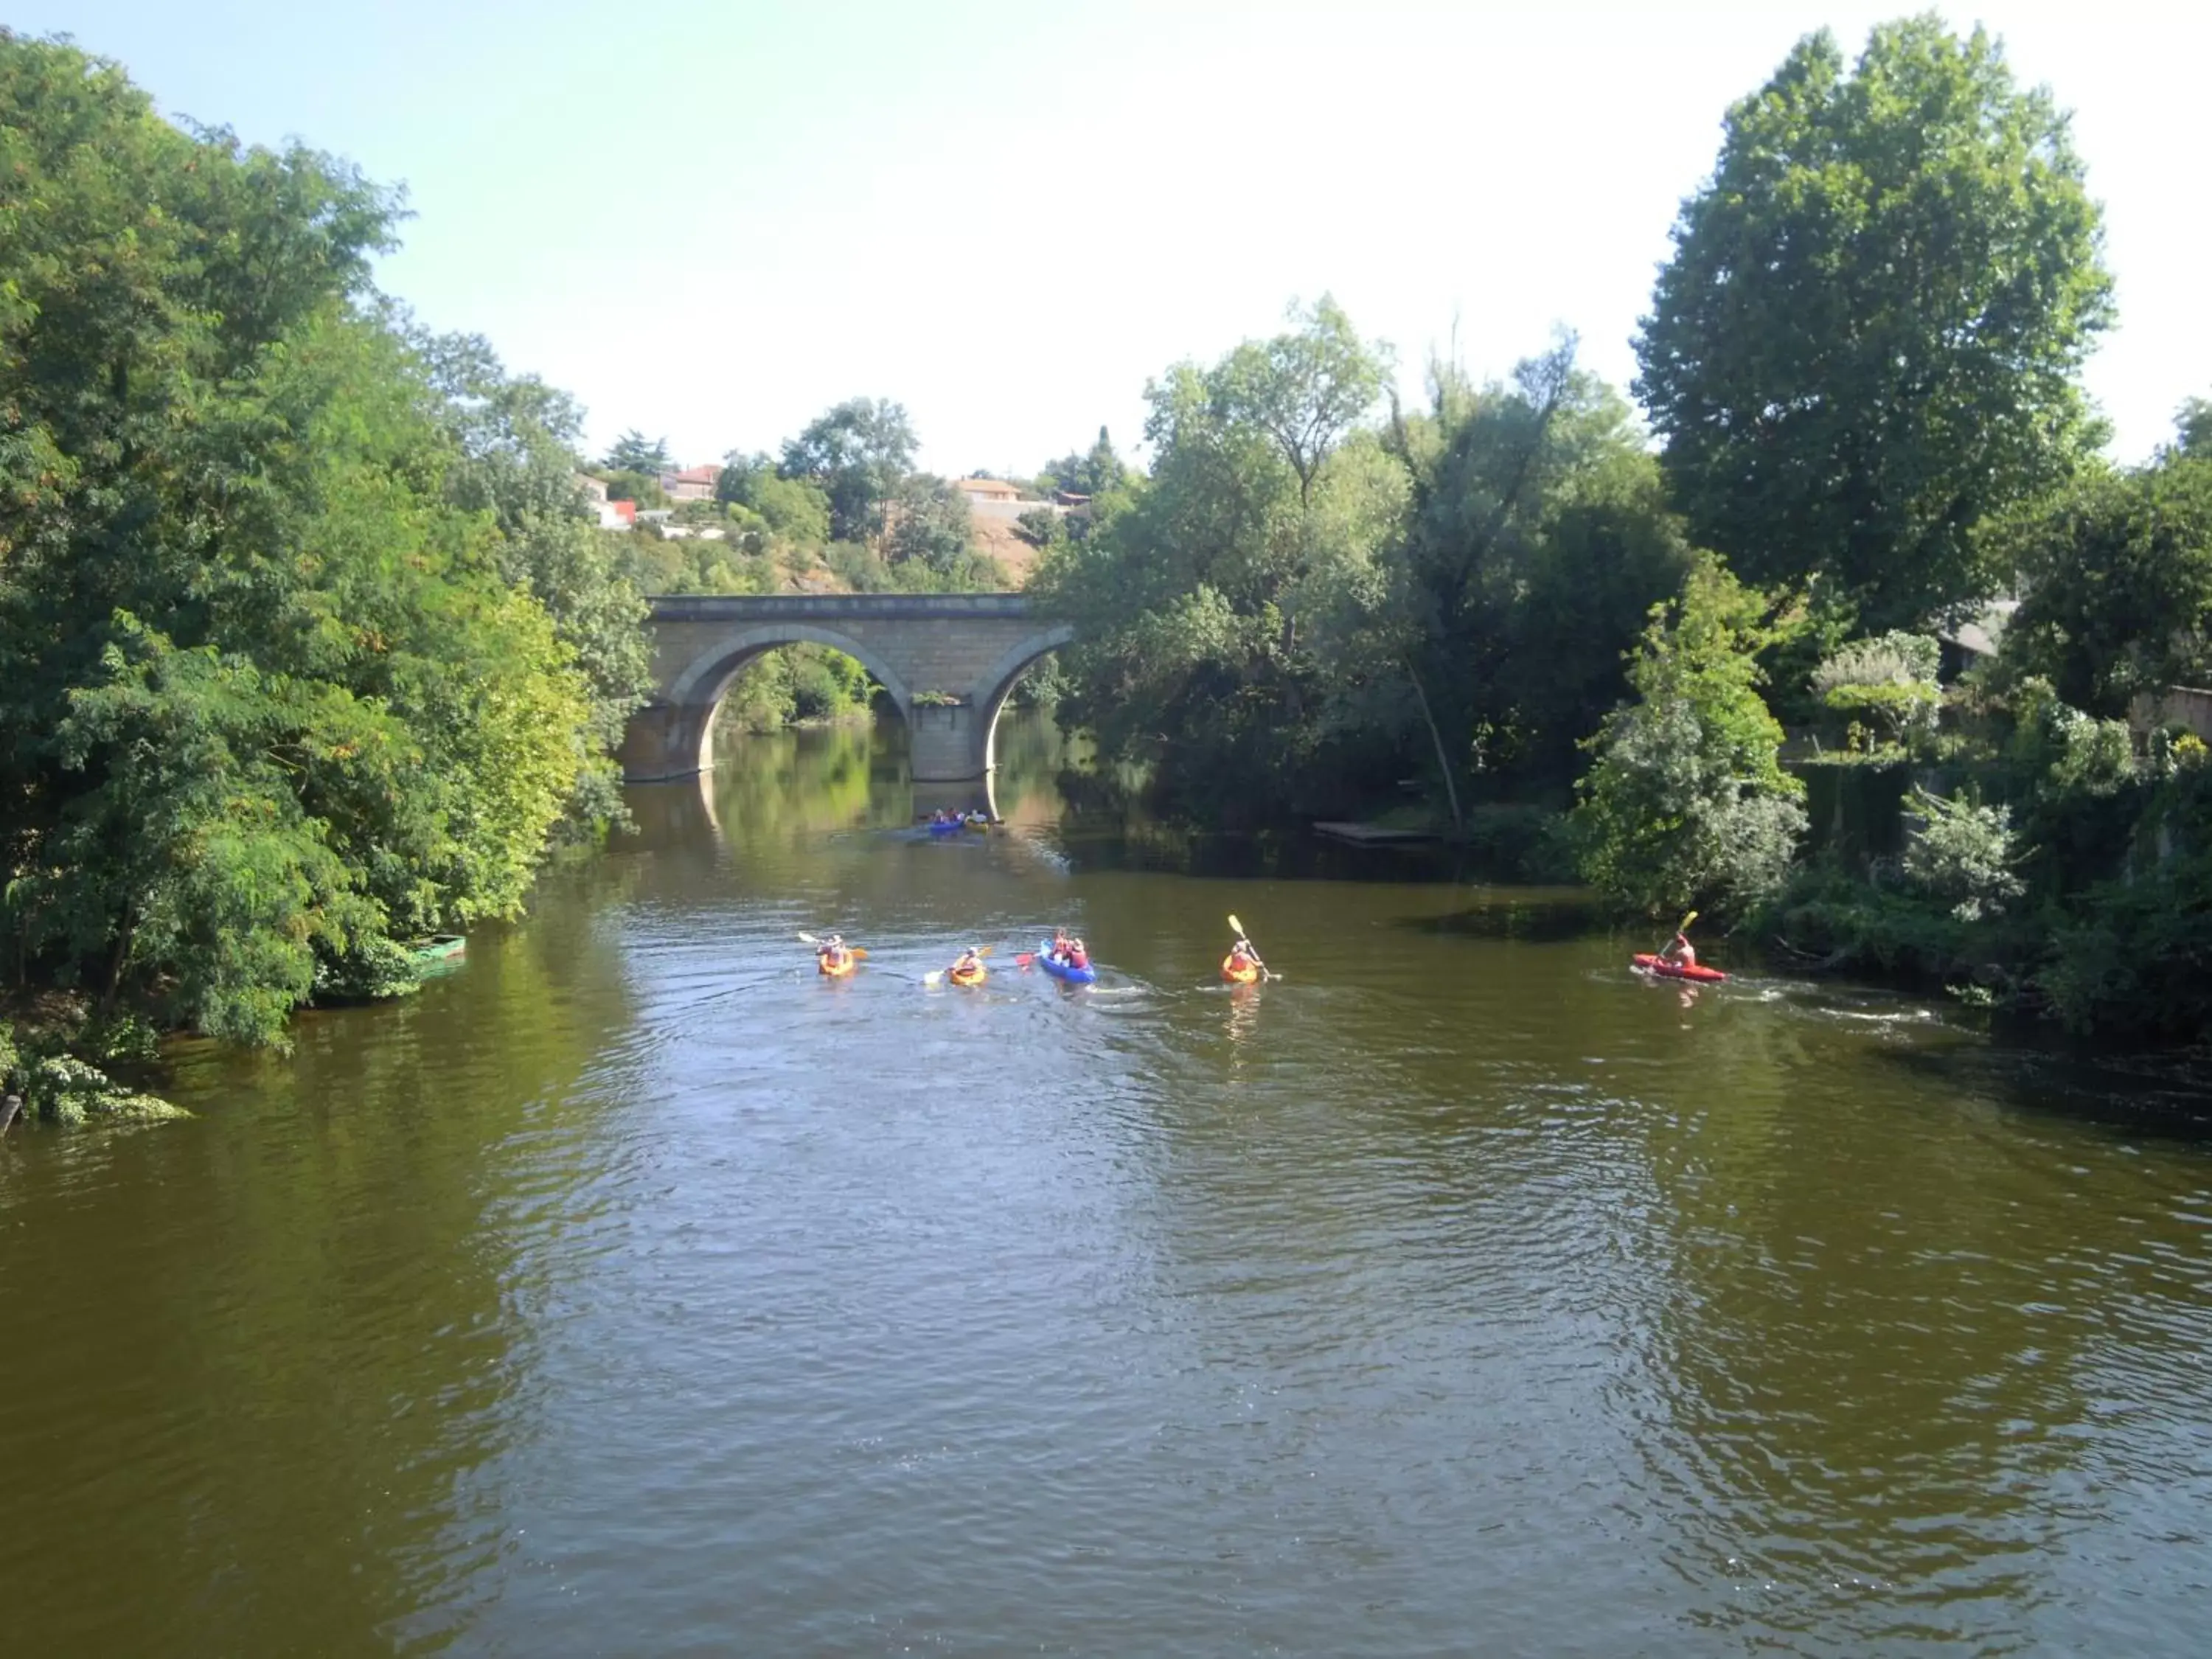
top-left (602, 468), bottom-right (667, 507)
top-left (886, 475), bottom-right (976, 574)
top-left (1573, 557), bottom-right (1806, 917)
top-left (1038, 426), bottom-right (1132, 498)
top-left (1635, 15), bottom-right (2113, 629)
top-left (720, 452), bottom-right (834, 551)
top-left (1370, 337), bottom-right (1695, 824)
top-left (2001, 452), bottom-right (2212, 716)
top-left (0, 34), bottom-right (598, 1043)
top-left (1034, 302), bottom-right (1394, 821)
top-left (1215, 296), bottom-right (1388, 509)
top-left (2178, 397), bottom-right (2212, 460)
top-left (422, 333), bottom-right (654, 832)
top-left (604, 429), bottom-right (671, 473)
top-left (778, 397), bottom-right (918, 542)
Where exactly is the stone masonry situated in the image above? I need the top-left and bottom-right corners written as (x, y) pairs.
top-left (622, 594), bottom-right (1074, 805)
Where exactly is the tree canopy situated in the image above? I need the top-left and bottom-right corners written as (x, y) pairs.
top-left (1635, 15), bottom-right (2113, 630)
top-left (0, 32), bottom-right (614, 1043)
top-left (777, 397), bottom-right (919, 543)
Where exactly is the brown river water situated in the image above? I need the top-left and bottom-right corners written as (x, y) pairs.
top-left (3, 713), bottom-right (2210, 1657)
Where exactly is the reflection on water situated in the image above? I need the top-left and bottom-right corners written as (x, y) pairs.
top-left (3, 711), bottom-right (2210, 1657)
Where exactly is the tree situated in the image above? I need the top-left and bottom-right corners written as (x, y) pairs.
top-left (0, 34), bottom-right (599, 1043)
top-left (720, 451), bottom-right (832, 549)
top-left (1355, 337), bottom-right (1694, 826)
top-left (1635, 16), bottom-right (2113, 630)
top-left (886, 475), bottom-right (977, 575)
top-left (422, 333), bottom-right (654, 832)
top-left (2176, 396), bottom-right (2212, 462)
top-left (777, 397), bottom-right (918, 543)
top-left (604, 429), bottom-right (670, 473)
top-left (1032, 302), bottom-right (1395, 821)
top-left (1572, 557), bottom-right (1806, 917)
top-left (1216, 295), bottom-right (1388, 510)
top-left (2001, 452), bottom-right (2212, 717)
top-left (1039, 426), bottom-right (1132, 499)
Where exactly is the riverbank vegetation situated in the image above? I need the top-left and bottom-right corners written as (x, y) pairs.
top-left (0, 32), bottom-right (665, 1102)
top-left (1029, 15), bottom-right (2210, 1041)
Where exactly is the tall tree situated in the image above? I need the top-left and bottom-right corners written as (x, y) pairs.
top-left (0, 34), bottom-right (598, 1042)
top-left (422, 333), bottom-right (654, 831)
top-left (1343, 338), bottom-right (1694, 827)
top-left (2001, 448), bottom-right (2212, 717)
top-left (1216, 295), bottom-right (1388, 510)
top-left (604, 429), bottom-right (670, 473)
top-left (777, 397), bottom-right (917, 543)
top-left (1635, 16), bottom-right (2113, 630)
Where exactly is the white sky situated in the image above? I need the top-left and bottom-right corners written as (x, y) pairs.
top-left (27, 1), bottom-right (2212, 473)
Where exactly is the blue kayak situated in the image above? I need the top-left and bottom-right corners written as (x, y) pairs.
top-left (1035, 941), bottom-right (1098, 985)
top-left (926, 818), bottom-right (964, 837)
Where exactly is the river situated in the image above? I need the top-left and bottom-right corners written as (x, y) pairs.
top-left (4, 712), bottom-right (2210, 1656)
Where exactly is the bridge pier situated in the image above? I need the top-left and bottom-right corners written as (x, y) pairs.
top-left (617, 702), bottom-right (711, 783)
top-left (907, 701), bottom-right (988, 784)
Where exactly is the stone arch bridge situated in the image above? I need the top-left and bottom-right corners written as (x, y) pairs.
top-left (621, 593), bottom-right (1074, 811)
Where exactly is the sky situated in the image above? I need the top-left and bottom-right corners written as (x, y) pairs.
top-left (25, 0), bottom-right (2212, 474)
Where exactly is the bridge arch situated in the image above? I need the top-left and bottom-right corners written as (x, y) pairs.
top-left (656, 624), bottom-right (917, 782)
top-left (973, 624), bottom-right (1076, 776)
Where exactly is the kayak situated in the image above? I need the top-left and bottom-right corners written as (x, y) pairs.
top-left (926, 818), bottom-right (963, 837)
top-left (818, 953), bottom-right (858, 978)
top-left (1221, 954), bottom-right (1261, 985)
top-left (1036, 941), bottom-right (1098, 985)
top-left (962, 815), bottom-right (993, 832)
top-left (1632, 953), bottom-right (1727, 983)
top-left (947, 963), bottom-right (987, 988)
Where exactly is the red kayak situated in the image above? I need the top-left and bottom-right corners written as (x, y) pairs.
top-left (1632, 953), bottom-right (1728, 983)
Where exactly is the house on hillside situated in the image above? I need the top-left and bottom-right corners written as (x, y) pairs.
top-left (954, 476), bottom-right (1040, 524)
top-left (576, 475), bottom-right (636, 530)
top-left (660, 464), bottom-right (720, 502)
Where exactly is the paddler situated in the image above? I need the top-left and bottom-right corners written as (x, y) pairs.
top-left (1065, 937), bottom-right (1090, 971)
top-left (818, 933), bottom-right (852, 973)
top-left (951, 945), bottom-right (984, 980)
top-left (1227, 938), bottom-right (1262, 978)
top-left (1659, 929), bottom-right (1697, 972)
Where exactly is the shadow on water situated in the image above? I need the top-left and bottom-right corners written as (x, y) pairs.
top-left (1870, 1036), bottom-right (2212, 1145)
top-left (1386, 889), bottom-right (1601, 943)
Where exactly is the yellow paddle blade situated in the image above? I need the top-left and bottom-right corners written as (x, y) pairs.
top-left (1677, 909), bottom-right (1699, 934)
top-left (1228, 913), bottom-right (1246, 939)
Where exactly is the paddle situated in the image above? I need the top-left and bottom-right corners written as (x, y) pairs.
top-left (922, 946), bottom-right (992, 988)
top-left (797, 931), bottom-right (866, 961)
top-left (1227, 913), bottom-right (1270, 981)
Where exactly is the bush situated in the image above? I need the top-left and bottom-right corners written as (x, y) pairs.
top-left (1901, 787), bottom-right (2025, 920)
top-left (1573, 558), bottom-right (1807, 917)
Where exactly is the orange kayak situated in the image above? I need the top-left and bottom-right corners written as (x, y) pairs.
top-left (948, 964), bottom-right (987, 987)
top-left (817, 953), bottom-right (857, 978)
top-left (1221, 955), bottom-right (1261, 985)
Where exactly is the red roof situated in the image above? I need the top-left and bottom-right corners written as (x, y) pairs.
top-left (612, 499), bottom-right (637, 524)
top-left (667, 465), bottom-right (720, 484)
